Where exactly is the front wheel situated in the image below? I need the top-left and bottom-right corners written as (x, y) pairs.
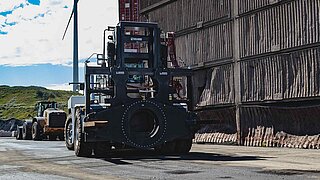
top-left (65, 116), bottom-right (74, 150)
top-left (74, 110), bottom-right (92, 157)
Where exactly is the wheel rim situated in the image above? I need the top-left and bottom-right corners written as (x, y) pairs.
top-left (75, 122), bottom-right (79, 148)
top-left (32, 124), bottom-right (36, 139)
top-left (22, 125), bottom-right (26, 138)
top-left (66, 122), bottom-right (73, 145)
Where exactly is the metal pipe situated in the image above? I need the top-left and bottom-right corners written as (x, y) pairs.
top-left (73, 0), bottom-right (79, 92)
top-left (103, 29), bottom-right (108, 59)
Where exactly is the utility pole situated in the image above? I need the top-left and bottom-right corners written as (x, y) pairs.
top-left (73, 0), bottom-right (79, 92)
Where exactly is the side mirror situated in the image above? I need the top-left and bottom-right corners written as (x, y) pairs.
top-left (96, 54), bottom-right (106, 66)
top-left (160, 44), bottom-right (168, 67)
top-left (79, 83), bottom-right (84, 91)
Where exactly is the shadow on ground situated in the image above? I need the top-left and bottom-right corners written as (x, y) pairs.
top-left (96, 149), bottom-right (268, 165)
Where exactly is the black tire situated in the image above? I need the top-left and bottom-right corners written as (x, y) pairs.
top-left (32, 122), bottom-right (42, 141)
top-left (74, 109), bottom-right (92, 157)
top-left (48, 135), bottom-right (56, 141)
top-left (58, 134), bottom-right (64, 141)
top-left (175, 139), bottom-right (192, 154)
top-left (156, 141), bottom-right (176, 155)
top-left (93, 142), bottom-right (111, 158)
top-left (22, 122), bottom-right (31, 140)
top-left (16, 127), bottom-right (22, 140)
top-left (64, 115), bottom-right (74, 150)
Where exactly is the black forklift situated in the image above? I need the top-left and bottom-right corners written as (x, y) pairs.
top-left (65, 22), bottom-right (198, 157)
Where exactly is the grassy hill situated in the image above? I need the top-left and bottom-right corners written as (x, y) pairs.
top-left (0, 86), bottom-right (78, 120)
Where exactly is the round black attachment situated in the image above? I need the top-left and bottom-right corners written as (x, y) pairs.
top-left (122, 101), bottom-right (167, 148)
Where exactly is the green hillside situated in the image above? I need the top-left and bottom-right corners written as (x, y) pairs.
top-left (0, 86), bottom-right (78, 120)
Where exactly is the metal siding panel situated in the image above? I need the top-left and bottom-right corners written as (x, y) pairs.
top-left (175, 22), bottom-right (233, 66)
top-left (198, 64), bottom-right (234, 106)
top-left (241, 47), bottom-right (320, 102)
top-left (143, 0), bottom-right (231, 32)
top-left (240, 0), bottom-right (320, 58)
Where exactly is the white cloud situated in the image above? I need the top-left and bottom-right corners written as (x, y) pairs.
top-left (0, 0), bottom-right (118, 66)
top-left (46, 83), bottom-right (72, 91)
top-left (0, 0), bottom-right (25, 12)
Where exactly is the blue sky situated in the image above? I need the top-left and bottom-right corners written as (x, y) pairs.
top-left (0, 0), bottom-right (118, 90)
top-left (0, 64), bottom-right (84, 87)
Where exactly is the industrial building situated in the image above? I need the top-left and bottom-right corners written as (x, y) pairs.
top-left (119, 0), bottom-right (320, 146)
top-left (118, 0), bottom-right (320, 147)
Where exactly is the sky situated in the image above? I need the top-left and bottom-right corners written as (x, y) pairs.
top-left (0, 0), bottom-right (118, 90)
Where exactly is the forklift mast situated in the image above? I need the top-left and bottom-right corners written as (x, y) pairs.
top-left (84, 21), bottom-right (193, 115)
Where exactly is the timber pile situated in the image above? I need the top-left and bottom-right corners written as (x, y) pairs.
top-left (273, 132), bottom-right (320, 149)
top-left (194, 126), bottom-right (320, 149)
top-left (243, 126), bottom-right (320, 149)
top-left (244, 126), bottom-right (274, 147)
top-left (194, 133), bottom-right (237, 145)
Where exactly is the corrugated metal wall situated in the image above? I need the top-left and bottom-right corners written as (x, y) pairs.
top-left (239, 0), bottom-right (320, 58)
top-left (175, 22), bottom-right (233, 66)
top-left (198, 64), bottom-right (234, 106)
top-left (241, 47), bottom-right (320, 102)
top-left (140, 0), bottom-right (320, 144)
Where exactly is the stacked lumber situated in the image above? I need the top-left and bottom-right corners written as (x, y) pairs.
top-left (193, 132), bottom-right (237, 145)
top-left (273, 132), bottom-right (320, 149)
top-left (244, 127), bottom-right (320, 149)
top-left (194, 127), bottom-right (320, 149)
top-left (244, 126), bottom-right (274, 147)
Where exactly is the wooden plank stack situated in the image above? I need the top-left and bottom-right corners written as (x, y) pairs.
top-left (193, 132), bottom-right (237, 145)
top-left (194, 127), bottom-right (320, 150)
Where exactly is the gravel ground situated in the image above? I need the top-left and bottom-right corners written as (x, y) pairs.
top-left (0, 137), bottom-right (319, 180)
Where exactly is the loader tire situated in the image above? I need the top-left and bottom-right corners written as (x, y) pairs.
top-left (58, 134), bottom-right (64, 141)
top-left (32, 122), bottom-right (41, 141)
top-left (65, 115), bottom-right (74, 150)
top-left (93, 142), bottom-right (111, 158)
top-left (49, 135), bottom-right (57, 141)
top-left (175, 139), bottom-right (192, 154)
top-left (16, 126), bottom-right (23, 140)
top-left (22, 122), bottom-right (31, 140)
top-left (74, 109), bottom-right (92, 157)
top-left (155, 141), bottom-right (176, 155)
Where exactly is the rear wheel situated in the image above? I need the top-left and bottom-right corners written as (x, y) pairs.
top-left (22, 122), bottom-right (31, 140)
top-left (32, 122), bottom-right (41, 141)
top-left (58, 134), bottom-right (64, 141)
top-left (93, 142), bottom-right (111, 158)
top-left (48, 135), bottom-right (57, 141)
top-left (155, 141), bottom-right (176, 155)
top-left (74, 109), bottom-right (92, 157)
top-left (175, 139), bottom-right (192, 154)
top-left (65, 115), bottom-right (74, 150)
top-left (16, 126), bottom-right (22, 140)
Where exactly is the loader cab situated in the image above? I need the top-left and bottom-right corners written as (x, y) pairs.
top-left (36, 101), bottom-right (57, 117)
